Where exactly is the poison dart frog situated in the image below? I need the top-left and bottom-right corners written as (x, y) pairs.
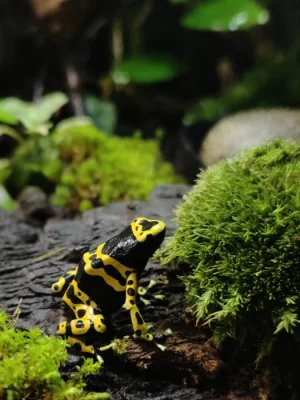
top-left (51, 217), bottom-right (166, 354)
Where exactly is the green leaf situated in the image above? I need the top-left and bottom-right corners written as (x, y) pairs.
top-left (0, 159), bottom-right (11, 184)
top-left (55, 116), bottom-right (94, 132)
top-left (0, 185), bottom-right (16, 211)
top-left (0, 97), bottom-right (28, 120)
top-left (112, 55), bottom-right (182, 84)
top-left (34, 92), bottom-right (68, 126)
top-left (84, 96), bottom-right (117, 134)
top-left (0, 92), bottom-right (68, 135)
top-left (0, 102), bottom-right (18, 125)
top-left (181, 0), bottom-right (269, 31)
top-left (0, 124), bottom-right (23, 143)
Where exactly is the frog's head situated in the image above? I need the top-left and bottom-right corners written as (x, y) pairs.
top-left (131, 217), bottom-right (165, 245)
top-left (129, 217), bottom-right (166, 264)
top-left (105, 217), bottom-right (166, 269)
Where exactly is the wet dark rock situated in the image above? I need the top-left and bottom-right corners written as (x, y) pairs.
top-left (0, 184), bottom-right (259, 399)
top-left (17, 186), bottom-right (55, 222)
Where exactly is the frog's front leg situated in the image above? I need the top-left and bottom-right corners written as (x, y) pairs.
top-left (125, 272), bottom-right (153, 341)
top-left (51, 267), bottom-right (78, 294)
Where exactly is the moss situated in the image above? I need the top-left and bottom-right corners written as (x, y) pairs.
top-left (51, 119), bottom-right (182, 210)
top-left (0, 310), bottom-right (110, 399)
top-left (1, 117), bottom-right (182, 211)
top-left (159, 139), bottom-right (300, 354)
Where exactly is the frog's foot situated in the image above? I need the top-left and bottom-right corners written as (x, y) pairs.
top-left (51, 267), bottom-right (78, 294)
top-left (64, 338), bottom-right (105, 365)
top-left (129, 304), bottom-right (153, 341)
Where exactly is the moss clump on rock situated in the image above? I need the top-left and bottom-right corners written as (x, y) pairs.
top-left (0, 310), bottom-right (110, 399)
top-left (159, 139), bottom-right (300, 353)
top-left (52, 120), bottom-right (181, 210)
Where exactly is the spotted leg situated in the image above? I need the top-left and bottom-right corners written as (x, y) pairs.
top-left (57, 280), bottom-right (107, 354)
top-left (51, 267), bottom-right (78, 294)
top-left (125, 272), bottom-right (153, 341)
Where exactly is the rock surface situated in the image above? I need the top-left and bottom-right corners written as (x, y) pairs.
top-left (0, 184), bottom-right (258, 400)
top-left (199, 109), bottom-right (300, 167)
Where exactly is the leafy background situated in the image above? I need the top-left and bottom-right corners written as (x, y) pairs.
top-left (0, 0), bottom-right (300, 210)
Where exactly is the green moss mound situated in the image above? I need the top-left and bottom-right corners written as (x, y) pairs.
top-left (52, 120), bottom-right (181, 210)
top-left (159, 140), bottom-right (300, 351)
top-left (0, 310), bottom-right (110, 400)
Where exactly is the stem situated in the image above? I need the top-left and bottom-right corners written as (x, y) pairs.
top-left (63, 55), bottom-right (85, 116)
top-left (33, 63), bottom-right (47, 103)
top-left (112, 14), bottom-right (124, 67)
top-left (128, 0), bottom-right (153, 57)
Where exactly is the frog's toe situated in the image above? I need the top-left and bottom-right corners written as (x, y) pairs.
top-left (142, 332), bottom-right (153, 341)
top-left (134, 331), bottom-right (153, 341)
top-left (51, 277), bottom-right (66, 294)
top-left (145, 333), bottom-right (153, 341)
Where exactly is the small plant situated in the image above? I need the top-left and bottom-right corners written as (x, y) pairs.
top-left (0, 92), bottom-right (68, 136)
top-left (159, 140), bottom-right (300, 356)
top-left (0, 95), bottom-right (182, 212)
top-left (0, 93), bottom-right (68, 210)
top-left (178, 0), bottom-right (268, 31)
top-left (0, 310), bottom-right (111, 399)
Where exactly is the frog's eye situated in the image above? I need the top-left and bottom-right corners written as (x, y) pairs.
top-left (139, 219), bottom-right (158, 232)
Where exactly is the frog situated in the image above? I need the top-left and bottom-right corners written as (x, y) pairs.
top-left (51, 217), bottom-right (166, 355)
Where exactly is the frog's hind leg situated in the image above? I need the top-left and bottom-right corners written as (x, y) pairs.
top-left (57, 305), bottom-right (107, 337)
top-left (57, 280), bottom-right (107, 353)
top-left (51, 267), bottom-right (78, 294)
top-left (57, 313), bottom-right (106, 355)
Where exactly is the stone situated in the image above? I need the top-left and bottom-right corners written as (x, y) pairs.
top-left (199, 109), bottom-right (300, 167)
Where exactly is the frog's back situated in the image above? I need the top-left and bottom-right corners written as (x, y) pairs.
top-left (75, 250), bottom-right (128, 315)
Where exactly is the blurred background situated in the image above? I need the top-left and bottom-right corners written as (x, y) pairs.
top-left (0, 0), bottom-right (300, 214)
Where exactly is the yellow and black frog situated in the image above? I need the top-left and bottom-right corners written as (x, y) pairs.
top-left (51, 217), bottom-right (166, 355)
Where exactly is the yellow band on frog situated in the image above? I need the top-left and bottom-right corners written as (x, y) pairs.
top-left (131, 218), bottom-right (165, 242)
